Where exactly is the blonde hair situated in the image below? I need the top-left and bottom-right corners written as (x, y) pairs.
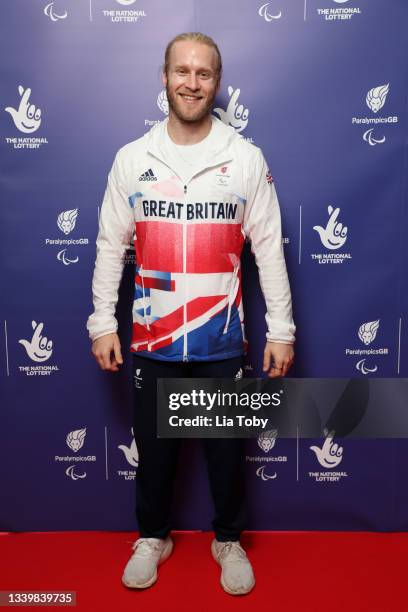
top-left (164, 32), bottom-right (222, 83)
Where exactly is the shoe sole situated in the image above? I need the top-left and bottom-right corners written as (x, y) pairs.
top-left (122, 538), bottom-right (174, 589)
top-left (211, 539), bottom-right (255, 596)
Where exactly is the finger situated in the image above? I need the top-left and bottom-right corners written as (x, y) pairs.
top-left (263, 349), bottom-right (271, 372)
top-left (110, 358), bottom-right (119, 372)
top-left (268, 366), bottom-right (282, 379)
top-left (327, 207), bottom-right (340, 231)
top-left (281, 358), bottom-right (294, 377)
top-left (281, 363), bottom-right (289, 377)
top-left (32, 322), bottom-right (44, 344)
top-left (19, 87), bottom-right (31, 109)
top-left (230, 88), bottom-right (241, 108)
top-left (100, 349), bottom-right (112, 371)
top-left (93, 352), bottom-right (104, 370)
top-left (113, 338), bottom-right (123, 365)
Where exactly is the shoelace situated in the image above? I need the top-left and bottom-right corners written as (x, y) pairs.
top-left (131, 538), bottom-right (162, 557)
top-left (217, 541), bottom-right (247, 563)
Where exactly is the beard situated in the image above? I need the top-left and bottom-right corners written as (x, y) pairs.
top-left (166, 83), bottom-right (217, 124)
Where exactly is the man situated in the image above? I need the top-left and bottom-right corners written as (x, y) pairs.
top-left (87, 32), bottom-right (295, 595)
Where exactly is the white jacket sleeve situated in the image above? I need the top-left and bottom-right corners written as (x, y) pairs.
top-left (243, 148), bottom-right (296, 344)
top-left (86, 151), bottom-right (134, 342)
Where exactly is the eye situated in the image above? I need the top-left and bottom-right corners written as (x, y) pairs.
top-left (40, 337), bottom-right (47, 349)
top-left (242, 109), bottom-right (249, 120)
top-left (47, 340), bottom-right (53, 351)
top-left (35, 109), bottom-right (41, 121)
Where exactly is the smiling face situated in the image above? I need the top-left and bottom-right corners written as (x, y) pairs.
top-left (163, 40), bottom-right (220, 124)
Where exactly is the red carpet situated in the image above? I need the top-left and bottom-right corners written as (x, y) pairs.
top-left (0, 531), bottom-right (406, 611)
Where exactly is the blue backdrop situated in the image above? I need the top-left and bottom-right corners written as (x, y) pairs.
top-left (1, 0), bottom-right (407, 531)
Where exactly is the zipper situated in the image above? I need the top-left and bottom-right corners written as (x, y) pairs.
top-left (182, 205), bottom-right (188, 361)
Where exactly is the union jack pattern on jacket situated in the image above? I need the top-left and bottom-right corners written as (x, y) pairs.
top-left (87, 117), bottom-right (295, 361)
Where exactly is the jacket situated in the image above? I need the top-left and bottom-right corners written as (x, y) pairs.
top-left (86, 116), bottom-right (295, 361)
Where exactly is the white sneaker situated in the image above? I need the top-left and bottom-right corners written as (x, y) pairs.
top-left (122, 536), bottom-right (173, 589)
top-left (211, 539), bottom-right (255, 595)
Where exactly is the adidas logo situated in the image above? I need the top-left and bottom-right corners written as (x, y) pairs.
top-left (139, 168), bottom-right (157, 182)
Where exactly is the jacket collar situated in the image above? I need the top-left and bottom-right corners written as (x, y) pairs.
top-left (146, 115), bottom-right (238, 171)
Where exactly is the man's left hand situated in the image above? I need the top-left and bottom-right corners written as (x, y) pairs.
top-left (262, 342), bottom-right (294, 378)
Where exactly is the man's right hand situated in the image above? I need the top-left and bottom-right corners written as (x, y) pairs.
top-left (91, 333), bottom-right (123, 372)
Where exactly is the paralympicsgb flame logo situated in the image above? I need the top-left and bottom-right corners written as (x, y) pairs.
top-left (257, 429), bottom-right (277, 453)
top-left (66, 428), bottom-right (86, 452)
top-left (57, 208), bottom-right (78, 235)
top-left (358, 320), bottom-right (380, 346)
top-left (366, 84), bottom-right (389, 113)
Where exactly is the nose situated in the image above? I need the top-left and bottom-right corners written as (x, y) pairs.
top-left (185, 71), bottom-right (199, 91)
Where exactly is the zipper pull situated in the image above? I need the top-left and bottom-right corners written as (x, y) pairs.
top-left (184, 185), bottom-right (187, 194)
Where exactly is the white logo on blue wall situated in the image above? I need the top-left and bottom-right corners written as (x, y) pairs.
top-left (44, 208), bottom-right (87, 264)
top-left (308, 434), bottom-right (348, 482)
top-left (352, 83), bottom-right (397, 144)
top-left (345, 319), bottom-right (389, 373)
top-left (363, 128), bottom-right (385, 146)
top-left (311, 206), bottom-right (351, 264)
top-left (58, 209), bottom-right (78, 235)
top-left (19, 321), bottom-right (53, 362)
top-left (118, 429), bottom-right (139, 467)
top-left (44, 2), bottom-right (68, 21)
top-left (366, 84), bottom-right (389, 114)
top-left (313, 206), bottom-right (348, 250)
top-left (356, 359), bottom-right (378, 375)
top-left (258, 429), bottom-right (277, 453)
top-left (256, 466), bottom-right (277, 480)
top-left (157, 89), bottom-right (169, 115)
top-left (5, 86), bottom-right (42, 134)
top-left (310, 435), bottom-right (343, 469)
top-left (56, 209), bottom-right (80, 263)
top-left (316, 0), bottom-right (361, 20)
top-left (258, 2), bottom-right (282, 21)
top-left (57, 249), bottom-right (79, 265)
top-left (213, 87), bottom-right (249, 134)
top-left (66, 428), bottom-right (87, 452)
top-left (54, 427), bottom-right (95, 466)
top-left (66, 466), bottom-right (86, 480)
top-left (358, 320), bottom-right (379, 346)
top-left (250, 430), bottom-right (285, 480)
top-left (101, 0), bottom-right (146, 23)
